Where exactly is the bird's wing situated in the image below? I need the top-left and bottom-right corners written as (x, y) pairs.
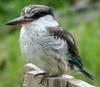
top-left (47, 26), bottom-right (96, 79)
top-left (47, 26), bottom-right (83, 68)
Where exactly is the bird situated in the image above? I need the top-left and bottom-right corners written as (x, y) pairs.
top-left (6, 4), bottom-right (95, 80)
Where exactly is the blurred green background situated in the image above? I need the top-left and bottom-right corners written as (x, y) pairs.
top-left (0, 0), bottom-right (100, 87)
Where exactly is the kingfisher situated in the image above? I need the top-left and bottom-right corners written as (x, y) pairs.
top-left (6, 4), bottom-right (95, 80)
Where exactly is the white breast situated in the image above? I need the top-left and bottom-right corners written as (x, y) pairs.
top-left (19, 15), bottom-right (69, 75)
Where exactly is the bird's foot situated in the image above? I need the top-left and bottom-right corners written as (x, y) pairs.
top-left (39, 73), bottom-right (48, 84)
top-left (39, 74), bottom-right (58, 85)
top-left (34, 72), bottom-right (48, 78)
top-left (34, 73), bottom-right (58, 85)
top-left (34, 72), bottom-right (48, 85)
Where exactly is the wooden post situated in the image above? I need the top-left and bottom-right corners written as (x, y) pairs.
top-left (23, 63), bottom-right (95, 87)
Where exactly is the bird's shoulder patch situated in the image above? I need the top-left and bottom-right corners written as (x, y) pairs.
top-left (46, 26), bottom-right (82, 66)
top-left (46, 26), bottom-right (79, 55)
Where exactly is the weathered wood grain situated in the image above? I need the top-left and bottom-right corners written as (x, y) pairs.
top-left (23, 63), bottom-right (95, 87)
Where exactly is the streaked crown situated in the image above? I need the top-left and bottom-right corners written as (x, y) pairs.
top-left (21, 4), bottom-right (54, 19)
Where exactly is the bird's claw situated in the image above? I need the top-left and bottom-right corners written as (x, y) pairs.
top-left (34, 72), bottom-right (49, 85)
top-left (34, 72), bottom-right (48, 78)
top-left (34, 73), bottom-right (58, 85)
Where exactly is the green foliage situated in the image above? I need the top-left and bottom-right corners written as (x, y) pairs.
top-left (71, 16), bottom-right (100, 87)
top-left (0, 31), bottom-right (24, 87)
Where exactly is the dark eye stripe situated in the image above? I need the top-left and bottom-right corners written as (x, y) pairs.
top-left (30, 10), bottom-right (54, 19)
top-left (30, 11), bottom-right (46, 19)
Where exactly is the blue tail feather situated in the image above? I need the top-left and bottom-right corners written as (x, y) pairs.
top-left (80, 68), bottom-right (96, 80)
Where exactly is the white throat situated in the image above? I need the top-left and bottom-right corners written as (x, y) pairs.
top-left (22, 15), bottom-right (59, 31)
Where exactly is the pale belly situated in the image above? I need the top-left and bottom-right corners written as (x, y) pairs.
top-left (19, 29), bottom-right (70, 75)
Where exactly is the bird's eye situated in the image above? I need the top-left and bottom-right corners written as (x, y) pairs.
top-left (24, 16), bottom-right (28, 18)
top-left (33, 12), bottom-right (41, 19)
top-left (30, 10), bottom-right (53, 19)
top-left (30, 12), bottom-right (45, 19)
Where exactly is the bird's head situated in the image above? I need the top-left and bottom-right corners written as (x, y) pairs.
top-left (6, 4), bottom-right (54, 25)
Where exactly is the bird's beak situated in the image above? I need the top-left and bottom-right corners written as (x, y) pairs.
top-left (6, 16), bottom-right (32, 25)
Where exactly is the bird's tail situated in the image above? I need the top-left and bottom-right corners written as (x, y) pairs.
top-left (80, 68), bottom-right (96, 80)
